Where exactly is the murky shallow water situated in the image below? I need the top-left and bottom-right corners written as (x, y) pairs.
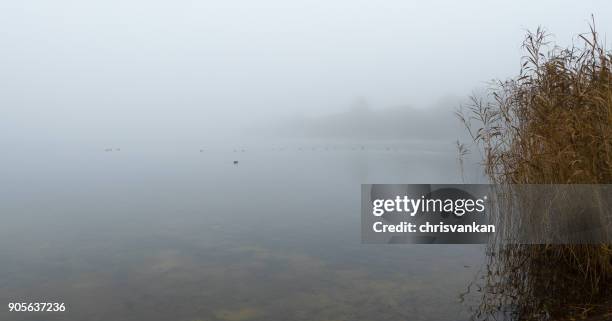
top-left (0, 140), bottom-right (485, 321)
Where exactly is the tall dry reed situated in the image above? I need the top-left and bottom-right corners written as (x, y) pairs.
top-left (458, 20), bottom-right (612, 320)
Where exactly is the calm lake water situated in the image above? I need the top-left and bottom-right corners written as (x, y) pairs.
top-left (0, 140), bottom-right (485, 321)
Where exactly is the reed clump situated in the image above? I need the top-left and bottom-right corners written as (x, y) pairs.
top-left (458, 21), bottom-right (612, 320)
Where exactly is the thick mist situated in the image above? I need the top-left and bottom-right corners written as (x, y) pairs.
top-left (0, 0), bottom-right (610, 145)
top-left (2, 3), bottom-right (611, 320)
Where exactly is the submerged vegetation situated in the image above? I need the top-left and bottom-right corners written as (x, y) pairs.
top-left (458, 20), bottom-right (612, 320)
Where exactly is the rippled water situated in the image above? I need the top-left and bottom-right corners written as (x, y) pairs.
top-left (0, 140), bottom-right (485, 321)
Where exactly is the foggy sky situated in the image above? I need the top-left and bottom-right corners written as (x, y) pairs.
top-left (1, 0), bottom-right (610, 144)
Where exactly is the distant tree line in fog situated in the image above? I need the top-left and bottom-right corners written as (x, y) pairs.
top-left (263, 98), bottom-right (467, 141)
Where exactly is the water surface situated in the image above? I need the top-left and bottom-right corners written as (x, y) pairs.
top-left (0, 140), bottom-right (484, 321)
